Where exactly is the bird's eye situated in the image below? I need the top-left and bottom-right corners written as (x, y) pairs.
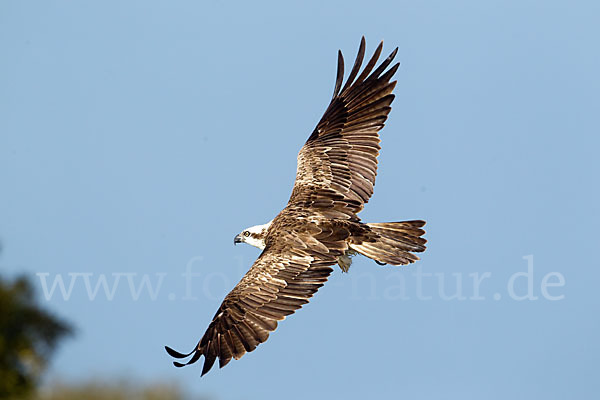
top-left (243, 231), bottom-right (250, 237)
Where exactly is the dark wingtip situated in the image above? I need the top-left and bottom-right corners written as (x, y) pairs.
top-left (340, 36), bottom-right (367, 95)
top-left (165, 345), bottom-right (193, 359)
top-left (354, 40), bottom-right (384, 84)
top-left (168, 346), bottom-right (203, 369)
top-left (200, 358), bottom-right (214, 377)
top-left (332, 50), bottom-right (345, 99)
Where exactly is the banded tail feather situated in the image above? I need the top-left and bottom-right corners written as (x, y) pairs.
top-left (350, 220), bottom-right (427, 266)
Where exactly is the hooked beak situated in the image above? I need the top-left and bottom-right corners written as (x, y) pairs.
top-left (234, 234), bottom-right (243, 245)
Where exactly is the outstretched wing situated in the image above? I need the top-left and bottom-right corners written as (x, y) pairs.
top-left (289, 37), bottom-right (399, 216)
top-left (165, 223), bottom-right (346, 376)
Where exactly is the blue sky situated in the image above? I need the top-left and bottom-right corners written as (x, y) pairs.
top-left (1, 1), bottom-right (599, 399)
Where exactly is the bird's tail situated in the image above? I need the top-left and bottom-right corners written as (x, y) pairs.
top-left (349, 220), bottom-right (427, 265)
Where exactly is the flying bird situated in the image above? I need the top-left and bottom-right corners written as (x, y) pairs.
top-left (165, 37), bottom-right (427, 376)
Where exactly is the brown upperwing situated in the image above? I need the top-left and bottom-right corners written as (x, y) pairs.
top-left (288, 36), bottom-right (399, 218)
top-left (165, 217), bottom-right (349, 375)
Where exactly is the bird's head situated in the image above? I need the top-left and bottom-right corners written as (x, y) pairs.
top-left (234, 221), bottom-right (272, 250)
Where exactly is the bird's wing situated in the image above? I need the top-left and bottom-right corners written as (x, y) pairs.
top-left (289, 37), bottom-right (399, 216)
top-left (165, 223), bottom-right (345, 376)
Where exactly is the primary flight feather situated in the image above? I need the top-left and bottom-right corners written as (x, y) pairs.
top-left (165, 37), bottom-right (427, 376)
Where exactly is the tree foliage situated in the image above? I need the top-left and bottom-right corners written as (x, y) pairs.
top-left (0, 275), bottom-right (73, 399)
top-left (35, 380), bottom-right (207, 400)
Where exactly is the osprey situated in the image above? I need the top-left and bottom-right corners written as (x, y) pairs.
top-left (165, 38), bottom-right (427, 376)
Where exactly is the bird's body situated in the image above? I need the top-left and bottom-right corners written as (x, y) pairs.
top-left (166, 38), bottom-right (427, 376)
